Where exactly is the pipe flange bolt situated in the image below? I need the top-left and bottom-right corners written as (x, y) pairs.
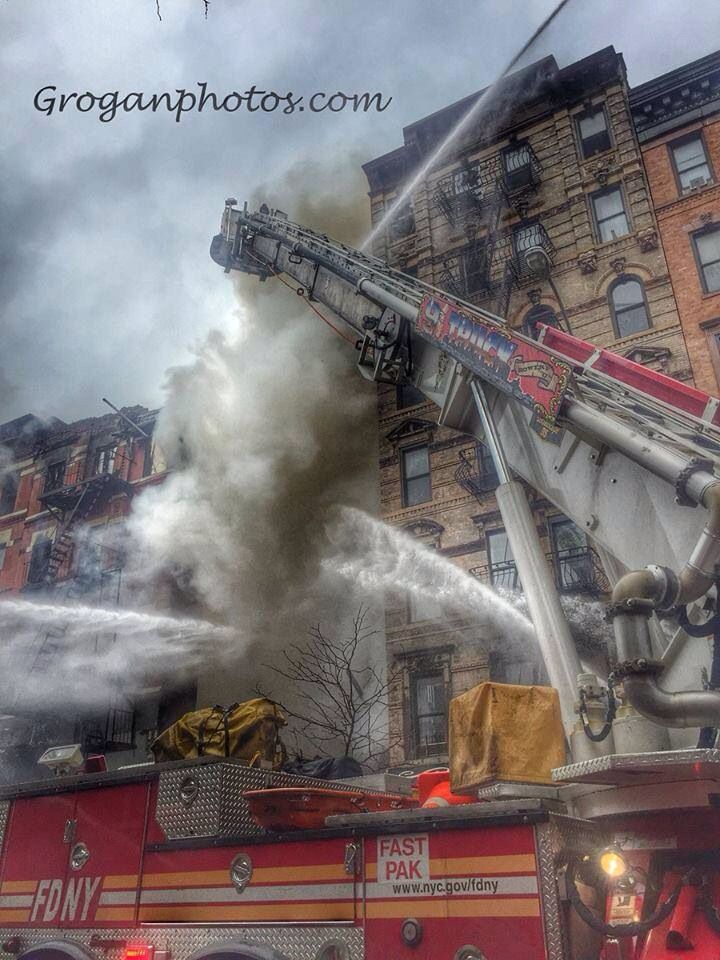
top-left (605, 597), bottom-right (656, 621)
top-left (675, 458), bottom-right (714, 507)
top-left (610, 658), bottom-right (665, 682)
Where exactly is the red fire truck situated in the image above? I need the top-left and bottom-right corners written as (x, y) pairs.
top-left (2, 205), bottom-right (720, 960)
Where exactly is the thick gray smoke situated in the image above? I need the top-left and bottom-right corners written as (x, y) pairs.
top-left (122, 160), bottom-right (380, 706)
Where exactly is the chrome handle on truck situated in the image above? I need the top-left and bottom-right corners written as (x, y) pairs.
top-left (63, 819), bottom-right (77, 844)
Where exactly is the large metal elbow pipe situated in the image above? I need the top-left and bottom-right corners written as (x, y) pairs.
top-left (623, 675), bottom-right (720, 728)
top-left (609, 480), bottom-right (720, 729)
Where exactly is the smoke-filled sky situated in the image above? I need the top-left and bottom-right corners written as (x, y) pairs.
top-left (1, 0), bottom-right (719, 422)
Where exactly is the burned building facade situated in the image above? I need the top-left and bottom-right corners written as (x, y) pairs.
top-left (0, 406), bottom-right (181, 775)
top-left (364, 46), bottom-right (687, 766)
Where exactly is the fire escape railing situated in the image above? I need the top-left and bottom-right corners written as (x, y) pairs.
top-left (469, 545), bottom-right (611, 597)
top-left (455, 448), bottom-right (499, 500)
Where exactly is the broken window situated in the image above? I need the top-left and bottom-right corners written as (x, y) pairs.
top-left (389, 200), bottom-right (415, 240)
top-left (412, 672), bottom-right (448, 758)
top-left (44, 461), bottom-right (66, 492)
top-left (27, 536), bottom-right (53, 585)
top-left (92, 444), bottom-right (117, 476)
top-left (0, 470), bottom-right (18, 515)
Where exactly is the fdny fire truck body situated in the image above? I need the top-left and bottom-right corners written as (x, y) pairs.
top-left (3, 205), bottom-right (720, 960)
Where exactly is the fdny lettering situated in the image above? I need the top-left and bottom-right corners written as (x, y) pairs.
top-left (30, 877), bottom-right (102, 923)
top-left (377, 834), bottom-right (430, 883)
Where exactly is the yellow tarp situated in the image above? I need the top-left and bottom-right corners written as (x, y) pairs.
top-left (449, 681), bottom-right (566, 791)
top-left (151, 697), bottom-right (287, 768)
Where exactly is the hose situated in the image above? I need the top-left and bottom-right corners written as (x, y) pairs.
top-left (578, 686), bottom-right (616, 743)
top-left (677, 605), bottom-right (720, 748)
top-left (566, 860), bottom-right (685, 939)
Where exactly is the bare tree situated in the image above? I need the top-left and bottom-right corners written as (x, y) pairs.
top-left (259, 607), bottom-right (397, 770)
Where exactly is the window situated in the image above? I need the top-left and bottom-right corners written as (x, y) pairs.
top-left (401, 445), bottom-right (431, 506)
top-left (703, 320), bottom-right (720, 386)
top-left (92, 444), bottom-right (117, 476)
top-left (609, 276), bottom-right (651, 338)
top-left (693, 227), bottom-right (720, 294)
top-left (44, 461), bottom-right (66, 492)
top-left (408, 592), bottom-right (443, 623)
top-left (502, 142), bottom-right (536, 192)
top-left (487, 528), bottom-right (520, 591)
top-left (671, 133), bottom-right (712, 192)
top-left (27, 536), bottom-right (52, 585)
top-left (396, 383), bottom-right (426, 410)
top-left (523, 303), bottom-right (559, 340)
top-left (577, 106), bottom-right (612, 159)
top-left (591, 186), bottom-right (630, 243)
top-left (390, 201), bottom-right (415, 240)
top-left (412, 673), bottom-right (448, 757)
top-left (0, 470), bottom-right (18, 515)
top-left (550, 517), bottom-right (593, 593)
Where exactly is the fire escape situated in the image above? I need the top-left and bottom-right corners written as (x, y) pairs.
top-left (23, 445), bottom-right (136, 754)
top-left (433, 142), bottom-right (551, 317)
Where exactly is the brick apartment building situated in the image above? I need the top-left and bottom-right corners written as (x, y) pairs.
top-left (363, 46), bottom-right (690, 766)
top-left (0, 407), bottom-right (192, 778)
top-left (631, 51), bottom-right (720, 395)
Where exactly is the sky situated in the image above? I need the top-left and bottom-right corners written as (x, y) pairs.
top-left (2, 0), bottom-right (720, 424)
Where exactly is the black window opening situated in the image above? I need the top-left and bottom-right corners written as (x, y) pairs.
top-left (523, 303), bottom-right (559, 339)
top-left (92, 444), bottom-right (117, 477)
top-left (694, 227), bottom-right (720, 294)
top-left (487, 528), bottom-right (521, 591)
top-left (390, 200), bottom-right (415, 240)
top-left (0, 470), bottom-right (19, 515)
top-left (412, 672), bottom-right (448, 757)
top-left (591, 186), bottom-right (630, 244)
top-left (401, 445), bottom-right (431, 507)
top-left (44, 461), bottom-right (66, 492)
top-left (396, 383), bottom-right (426, 410)
top-left (609, 276), bottom-right (651, 338)
top-left (550, 517), bottom-right (593, 593)
top-left (27, 536), bottom-right (53, 584)
top-left (577, 106), bottom-right (612, 159)
top-left (672, 134), bottom-right (712, 192)
top-left (461, 247), bottom-right (491, 295)
top-left (0, 541), bottom-right (7, 572)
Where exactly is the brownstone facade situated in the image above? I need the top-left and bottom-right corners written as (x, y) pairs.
top-left (631, 51), bottom-right (720, 395)
top-left (364, 46), bottom-right (683, 767)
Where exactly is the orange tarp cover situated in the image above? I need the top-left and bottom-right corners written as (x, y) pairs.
top-left (449, 681), bottom-right (566, 791)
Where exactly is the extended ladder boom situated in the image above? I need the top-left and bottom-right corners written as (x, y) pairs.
top-left (211, 200), bottom-right (720, 734)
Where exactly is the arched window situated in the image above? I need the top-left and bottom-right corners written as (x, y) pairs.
top-left (609, 276), bottom-right (651, 338)
top-left (522, 303), bottom-right (559, 340)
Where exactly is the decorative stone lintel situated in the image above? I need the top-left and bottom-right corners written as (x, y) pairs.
top-left (577, 249), bottom-right (598, 274)
top-left (636, 227), bottom-right (659, 253)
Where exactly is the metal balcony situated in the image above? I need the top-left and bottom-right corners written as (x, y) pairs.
top-left (455, 447), bottom-right (499, 501)
top-left (434, 158), bottom-right (503, 227)
top-left (508, 222), bottom-right (555, 282)
top-left (39, 472), bottom-right (133, 513)
top-left (469, 546), bottom-right (611, 597)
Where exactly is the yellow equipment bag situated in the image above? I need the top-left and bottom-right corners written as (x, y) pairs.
top-left (151, 697), bottom-right (287, 768)
top-left (449, 681), bottom-right (566, 791)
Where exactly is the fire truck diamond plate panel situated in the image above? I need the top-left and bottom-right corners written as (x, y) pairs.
top-left (0, 927), bottom-right (364, 960)
top-left (156, 760), bottom-right (390, 839)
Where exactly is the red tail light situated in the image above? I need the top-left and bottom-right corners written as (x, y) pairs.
top-left (123, 946), bottom-right (154, 960)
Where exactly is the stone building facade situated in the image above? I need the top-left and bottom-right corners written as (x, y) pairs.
top-left (631, 50), bottom-right (720, 395)
top-left (363, 46), bottom-right (684, 767)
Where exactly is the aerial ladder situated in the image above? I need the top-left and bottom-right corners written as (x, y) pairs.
top-left (211, 199), bottom-right (720, 749)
